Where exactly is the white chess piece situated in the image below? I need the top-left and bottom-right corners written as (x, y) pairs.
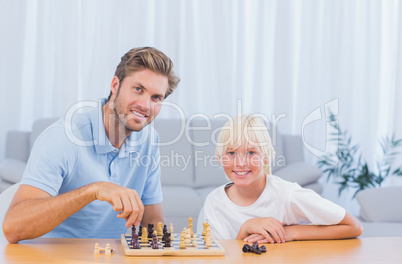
top-left (184, 228), bottom-right (191, 244)
top-left (94, 243), bottom-right (100, 254)
top-left (192, 235), bottom-right (198, 247)
top-left (105, 243), bottom-right (111, 254)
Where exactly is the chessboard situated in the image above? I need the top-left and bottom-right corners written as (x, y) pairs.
top-left (120, 233), bottom-right (225, 256)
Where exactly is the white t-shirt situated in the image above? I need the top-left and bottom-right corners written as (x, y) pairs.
top-left (204, 174), bottom-right (346, 239)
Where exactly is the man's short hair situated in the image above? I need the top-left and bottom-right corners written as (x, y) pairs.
top-left (108, 47), bottom-right (180, 100)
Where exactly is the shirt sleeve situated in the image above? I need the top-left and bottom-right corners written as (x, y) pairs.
top-left (140, 131), bottom-right (163, 205)
top-left (290, 186), bottom-right (346, 225)
top-left (21, 126), bottom-right (78, 197)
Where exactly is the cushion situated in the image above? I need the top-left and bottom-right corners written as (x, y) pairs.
top-left (265, 120), bottom-right (285, 173)
top-left (0, 159), bottom-right (27, 183)
top-left (161, 186), bottom-right (203, 216)
top-left (190, 118), bottom-right (229, 188)
top-left (356, 186), bottom-right (402, 222)
top-left (195, 186), bottom-right (222, 201)
top-left (153, 119), bottom-right (195, 186)
top-left (29, 118), bottom-right (58, 151)
top-left (274, 162), bottom-right (322, 186)
top-left (0, 180), bottom-right (13, 193)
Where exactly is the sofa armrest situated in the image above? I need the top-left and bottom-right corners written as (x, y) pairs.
top-left (0, 159), bottom-right (26, 184)
top-left (5, 131), bottom-right (30, 162)
top-left (282, 134), bottom-right (304, 164)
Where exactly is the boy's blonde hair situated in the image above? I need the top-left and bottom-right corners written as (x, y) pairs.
top-left (216, 114), bottom-right (275, 175)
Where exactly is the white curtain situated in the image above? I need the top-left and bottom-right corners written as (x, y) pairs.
top-left (1, 0), bottom-right (402, 213)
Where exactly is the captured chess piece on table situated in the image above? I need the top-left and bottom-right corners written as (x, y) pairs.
top-left (93, 243), bottom-right (114, 255)
top-left (242, 242), bottom-right (267, 255)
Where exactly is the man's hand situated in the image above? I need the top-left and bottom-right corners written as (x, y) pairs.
top-left (237, 217), bottom-right (287, 244)
top-left (94, 182), bottom-right (144, 227)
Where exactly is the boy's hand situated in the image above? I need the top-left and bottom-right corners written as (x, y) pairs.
top-left (238, 217), bottom-right (287, 244)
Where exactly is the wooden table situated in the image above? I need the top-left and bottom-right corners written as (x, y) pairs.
top-left (1, 237), bottom-right (401, 263)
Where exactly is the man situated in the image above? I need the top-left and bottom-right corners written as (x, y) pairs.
top-left (3, 47), bottom-right (180, 243)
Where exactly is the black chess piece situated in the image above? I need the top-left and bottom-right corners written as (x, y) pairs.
top-left (138, 225), bottom-right (143, 236)
top-left (162, 225), bottom-right (168, 242)
top-left (131, 226), bottom-right (136, 236)
top-left (260, 245), bottom-right (267, 253)
top-left (164, 233), bottom-right (172, 247)
top-left (131, 234), bottom-right (140, 249)
top-left (151, 233), bottom-right (159, 249)
top-left (148, 224), bottom-right (154, 238)
top-left (250, 242), bottom-right (262, 255)
top-left (242, 244), bottom-right (251, 253)
top-left (243, 242), bottom-right (266, 255)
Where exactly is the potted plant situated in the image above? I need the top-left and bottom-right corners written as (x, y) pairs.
top-left (317, 114), bottom-right (402, 198)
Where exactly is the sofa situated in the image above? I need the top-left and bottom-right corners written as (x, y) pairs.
top-left (355, 186), bottom-right (402, 237)
top-left (0, 117), bottom-right (323, 230)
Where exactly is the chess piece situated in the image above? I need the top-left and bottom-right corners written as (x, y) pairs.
top-left (162, 225), bottom-right (169, 242)
top-left (192, 235), bottom-right (198, 247)
top-left (169, 223), bottom-right (174, 234)
top-left (250, 242), bottom-right (262, 255)
top-left (105, 243), bottom-right (112, 254)
top-left (131, 225), bottom-right (136, 236)
top-left (157, 222), bottom-right (163, 236)
top-left (141, 227), bottom-right (148, 242)
top-left (164, 233), bottom-right (172, 247)
top-left (151, 233), bottom-right (159, 249)
top-left (205, 236), bottom-right (212, 247)
top-left (242, 243), bottom-right (265, 254)
top-left (94, 243), bottom-right (100, 254)
top-left (260, 245), bottom-right (267, 253)
top-left (138, 225), bottom-right (143, 236)
top-left (202, 222), bottom-right (209, 236)
top-left (184, 228), bottom-right (191, 244)
top-left (205, 226), bottom-right (211, 242)
top-left (179, 231), bottom-right (186, 249)
top-left (242, 244), bottom-right (251, 253)
top-left (131, 234), bottom-right (140, 249)
top-left (170, 231), bottom-right (174, 241)
top-left (148, 224), bottom-right (154, 238)
top-left (188, 217), bottom-right (194, 237)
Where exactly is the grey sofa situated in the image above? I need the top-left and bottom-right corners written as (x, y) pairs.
top-left (0, 117), bottom-right (323, 230)
top-left (355, 186), bottom-right (402, 237)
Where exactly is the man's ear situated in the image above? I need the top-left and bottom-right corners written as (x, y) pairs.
top-left (110, 76), bottom-right (120, 96)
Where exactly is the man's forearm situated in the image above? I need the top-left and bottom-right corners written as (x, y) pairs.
top-left (3, 184), bottom-right (96, 243)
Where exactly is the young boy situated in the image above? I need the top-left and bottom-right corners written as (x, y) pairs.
top-left (204, 114), bottom-right (363, 243)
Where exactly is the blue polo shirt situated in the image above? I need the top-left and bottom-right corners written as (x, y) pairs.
top-left (21, 98), bottom-right (163, 238)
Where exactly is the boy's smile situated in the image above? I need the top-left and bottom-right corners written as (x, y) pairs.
top-left (221, 143), bottom-right (266, 188)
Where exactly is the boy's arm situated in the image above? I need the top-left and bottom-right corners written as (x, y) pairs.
top-left (284, 211), bottom-right (363, 241)
top-left (244, 212), bottom-right (363, 243)
top-left (2, 182), bottom-right (144, 243)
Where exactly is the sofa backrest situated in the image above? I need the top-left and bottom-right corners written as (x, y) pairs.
top-left (29, 118), bottom-right (59, 152)
top-left (152, 119), bottom-right (194, 186)
top-left (189, 118), bottom-right (228, 188)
